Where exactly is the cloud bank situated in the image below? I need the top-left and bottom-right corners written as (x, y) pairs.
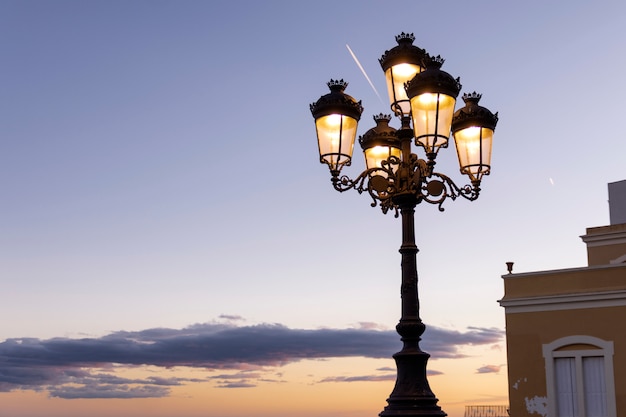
top-left (0, 321), bottom-right (503, 399)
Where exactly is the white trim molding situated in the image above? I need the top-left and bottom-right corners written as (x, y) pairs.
top-left (499, 289), bottom-right (626, 313)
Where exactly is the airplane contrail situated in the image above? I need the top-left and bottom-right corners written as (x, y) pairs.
top-left (346, 44), bottom-right (385, 106)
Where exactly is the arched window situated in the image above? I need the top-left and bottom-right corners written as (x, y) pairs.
top-left (543, 336), bottom-right (616, 417)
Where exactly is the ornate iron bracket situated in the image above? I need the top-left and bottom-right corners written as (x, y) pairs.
top-left (330, 154), bottom-right (480, 216)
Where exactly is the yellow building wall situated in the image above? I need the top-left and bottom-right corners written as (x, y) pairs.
top-left (505, 305), bottom-right (626, 416)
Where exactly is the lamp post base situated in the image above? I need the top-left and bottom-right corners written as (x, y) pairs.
top-left (379, 347), bottom-right (447, 417)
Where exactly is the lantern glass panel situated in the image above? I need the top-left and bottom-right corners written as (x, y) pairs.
top-left (453, 126), bottom-right (493, 180)
top-left (364, 145), bottom-right (401, 174)
top-left (410, 93), bottom-right (456, 153)
top-left (385, 63), bottom-right (421, 116)
top-left (315, 114), bottom-right (358, 170)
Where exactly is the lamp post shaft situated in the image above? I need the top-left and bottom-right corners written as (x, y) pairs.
top-left (399, 197), bottom-right (420, 323)
top-left (379, 195), bottom-right (446, 417)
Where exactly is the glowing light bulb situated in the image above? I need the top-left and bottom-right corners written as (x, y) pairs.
top-left (325, 114), bottom-right (343, 127)
top-left (418, 93), bottom-right (437, 106)
top-left (393, 63), bottom-right (419, 78)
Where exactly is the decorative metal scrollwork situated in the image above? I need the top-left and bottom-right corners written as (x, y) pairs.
top-left (331, 154), bottom-right (480, 216)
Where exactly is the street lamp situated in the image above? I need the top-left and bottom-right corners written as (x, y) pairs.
top-left (309, 33), bottom-right (498, 417)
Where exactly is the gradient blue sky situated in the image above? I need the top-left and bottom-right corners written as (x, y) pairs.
top-left (1, 1), bottom-right (625, 416)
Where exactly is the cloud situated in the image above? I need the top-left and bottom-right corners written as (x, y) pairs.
top-left (475, 364), bottom-right (504, 374)
top-left (50, 384), bottom-right (170, 399)
top-left (216, 381), bottom-right (257, 389)
top-left (0, 321), bottom-right (503, 398)
top-left (319, 374), bottom-right (396, 383)
top-left (218, 314), bottom-right (245, 322)
top-left (211, 372), bottom-right (263, 380)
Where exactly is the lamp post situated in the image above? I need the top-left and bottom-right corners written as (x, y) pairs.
top-left (310, 33), bottom-right (498, 417)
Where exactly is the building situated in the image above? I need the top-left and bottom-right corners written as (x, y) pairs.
top-left (499, 180), bottom-right (626, 417)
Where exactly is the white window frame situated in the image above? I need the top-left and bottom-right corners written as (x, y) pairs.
top-left (543, 335), bottom-right (616, 417)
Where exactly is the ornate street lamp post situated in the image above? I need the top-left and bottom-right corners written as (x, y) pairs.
top-left (310, 33), bottom-right (498, 417)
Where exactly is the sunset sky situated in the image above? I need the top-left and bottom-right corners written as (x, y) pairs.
top-left (2, 1), bottom-right (625, 417)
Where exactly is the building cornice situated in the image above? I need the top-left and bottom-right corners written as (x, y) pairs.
top-left (581, 226), bottom-right (626, 247)
top-left (500, 262), bottom-right (626, 279)
top-left (498, 289), bottom-right (626, 313)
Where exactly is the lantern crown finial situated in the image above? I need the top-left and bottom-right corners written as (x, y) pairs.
top-left (361, 113), bottom-right (396, 140)
top-left (462, 91), bottom-right (482, 104)
top-left (327, 78), bottom-right (348, 92)
top-left (452, 92), bottom-right (499, 132)
top-left (395, 32), bottom-right (415, 45)
top-left (379, 33), bottom-right (427, 69)
top-left (373, 113), bottom-right (393, 124)
top-left (423, 54), bottom-right (445, 69)
top-left (405, 55), bottom-right (461, 99)
top-left (359, 113), bottom-right (398, 151)
top-left (310, 79), bottom-right (363, 121)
